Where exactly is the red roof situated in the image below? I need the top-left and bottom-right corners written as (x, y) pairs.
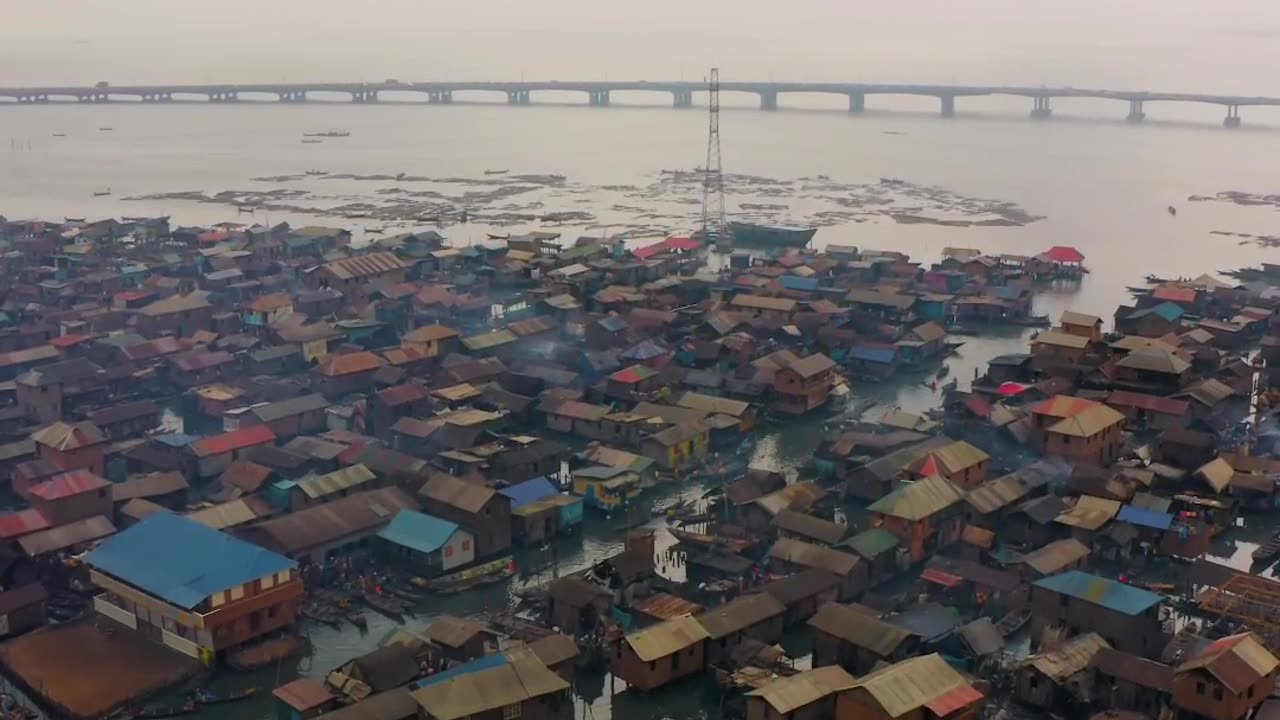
top-left (664, 236), bottom-right (700, 251)
top-left (0, 509), bottom-right (52, 540)
top-left (1106, 390), bottom-right (1191, 416)
top-left (925, 684), bottom-right (985, 716)
top-left (964, 395), bottom-right (994, 418)
top-left (49, 334), bottom-right (92, 349)
top-left (197, 231), bottom-right (232, 244)
top-left (376, 383), bottom-right (429, 407)
top-left (1152, 285), bottom-right (1198, 304)
top-left (920, 567), bottom-right (964, 588)
top-left (632, 236), bottom-right (703, 260)
top-left (29, 470), bottom-right (109, 501)
top-left (1044, 246), bottom-right (1085, 263)
top-left (1031, 394), bottom-right (1098, 419)
top-left (191, 425), bottom-right (276, 458)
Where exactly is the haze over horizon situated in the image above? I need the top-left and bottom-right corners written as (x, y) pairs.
top-left (7, 0), bottom-right (1280, 93)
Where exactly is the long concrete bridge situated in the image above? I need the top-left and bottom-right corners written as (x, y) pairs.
top-left (1, 80), bottom-right (1276, 126)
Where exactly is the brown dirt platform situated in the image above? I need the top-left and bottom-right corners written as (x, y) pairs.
top-left (0, 616), bottom-right (200, 720)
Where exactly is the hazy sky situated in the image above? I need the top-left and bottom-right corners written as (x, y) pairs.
top-left (6, 1), bottom-right (1280, 92)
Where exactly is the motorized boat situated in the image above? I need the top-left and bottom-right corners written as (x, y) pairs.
top-left (193, 687), bottom-right (258, 705)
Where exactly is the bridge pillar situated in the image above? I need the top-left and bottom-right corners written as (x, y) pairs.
top-left (848, 93), bottom-right (865, 113)
top-left (1030, 96), bottom-right (1052, 119)
top-left (1224, 104), bottom-right (1241, 128)
top-left (672, 90), bottom-right (693, 108)
top-left (759, 91), bottom-right (778, 111)
top-left (588, 90), bottom-right (610, 107)
top-left (1126, 99), bottom-right (1145, 123)
top-left (441, 90), bottom-right (453, 104)
top-left (939, 95), bottom-right (955, 117)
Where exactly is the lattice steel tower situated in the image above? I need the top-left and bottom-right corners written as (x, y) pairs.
top-left (700, 68), bottom-right (727, 240)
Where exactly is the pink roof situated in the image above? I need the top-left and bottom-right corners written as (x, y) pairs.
top-left (664, 236), bottom-right (700, 251)
top-left (1045, 246), bottom-right (1085, 263)
top-left (197, 231), bottom-right (231, 244)
top-left (632, 236), bottom-right (702, 260)
top-left (29, 470), bottom-right (109, 502)
top-left (0, 509), bottom-right (52, 540)
top-left (631, 243), bottom-right (665, 261)
top-left (191, 425), bottom-right (276, 458)
top-left (1107, 390), bottom-right (1191, 416)
top-left (997, 382), bottom-right (1031, 396)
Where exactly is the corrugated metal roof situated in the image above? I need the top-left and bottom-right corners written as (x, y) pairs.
top-left (1055, 495), bottom-right (1121, 530)
top-left (410, 651), bottom-right (568, 720)
top-left (185, 498), bottom-right (265, 530)
top-left (769, 537), bottom-right (860, 576)
top-left (746, 666), bottom-right (855, 714)
top-left (421, 474), bottom-right (497, 514)
top-left (28, 469), bottom-right (108, 501)
top-left (239, 487), bottom-right (419, 556)
top-left (377, 510), bottom-right (464, 555)
top-left (1177, 632), bottom-right (1280, 693)
top-left (1033, 571), bottom-right (1163, 615)
top-left (849, 653), bottom-right (974, 718)
top-left (323, 252), bottom-right (411, 280)
top-left (1048, 404), bottom-right (1125, 438)
top-left (460, 330), bottom-right (518, 351)
top-left (1022, 538), bottom-right (1091, 575)
top-left (19, 515), bottom-right (116, 557)
top-left (868, 475), bottom-right (963, 521)
top-left (676, 391), bottom-right (750, 418)
top-left (497, 477), bottom-right (558, 511)
top-left (1024, 632), bottom-right (1110, 682)
top-left (31, 420), bottom-right (105, 451)
top-left (625, 615), bottom-right (710, 662)
top-left (191, 424), bottom-right (276, 457)
top-left (695, 593), bottom-right (785, 639)
top-left (297, 464), bottom-right (377, 500)
top-left (808, 603), bottom-right (912, 654)
top-left (251, 394), bottom-right (328, 423)
top-left (86, 513), bottom-right (290, 608)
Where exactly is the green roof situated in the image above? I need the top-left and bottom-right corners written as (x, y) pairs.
top-left (841, 528), bottom-right (900, 559)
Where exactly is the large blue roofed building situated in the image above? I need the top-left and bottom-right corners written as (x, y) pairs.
top-left (1030, 570), bottom-right (1165, 656)
top-left (85, 512), bottom-right (302, 664)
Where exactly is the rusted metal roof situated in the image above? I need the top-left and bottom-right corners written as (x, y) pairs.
top-left (1023, 632), bottom-right (1110, 683)
top-left (695, 593), bottom-right (785, 639)
top-left (1177, 632), bottom-right (1280, 693)
top-left (1055, 495), bottom-right (1121, 531)
top-left (808, 603), bottom-right (912, 654)
top-left (296, 464), bottom-right (377, 500)
top-left (632, 592), bottom-right (703, 621)
top-left (868, 475), bottom-right (963, 521)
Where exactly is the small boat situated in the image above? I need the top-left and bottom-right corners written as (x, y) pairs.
top-left (346, 611), bottom-right (368, 629)
top-left (941, 379), bottom-right (958, 392)
top-left (227, 635), bottom-right (306, 671)
top-left (301, 139), bottom-right (323, 144)
top-left (130, 699), bottom-right (198, 719)
top-left (994, 608), bottom-right (1031, 637)
top-left (52, 133), bottom-right (66, 137)
top-left (361, 591), bottom-right (406, 619)
top-left (413, 557), bottom-right (517, 593)
top-left (64, 217), bottom-right (85, 223)
top-left (303, 130), bottom-right (350, 138)
top-left (484, 169), bottom-right (509, 175)
top-left (726, 221), bottom-right (817, 248)
top-left (486, 233), bottom-right (510, 240)
top-left (93, 188), bottom-right (112, 197)
top-left (99, 127), bottom-right (113, 132)
top-left (1168, 205), bottom-right (1177, 216)
top-left (935, 365), bottom-right (950, 379)
top-left (305, 169), bottom-right (328, 176)
top-left (301, 605), bottom-right (342, 628)
top-left (1253, 535), bottom-right (1280, 563)
top-left (193, 687), bottom-right (258, 705)
top-left (365, 227), bottom-right (385, 234)
top-left (387, 585), bottom-right (426, 602)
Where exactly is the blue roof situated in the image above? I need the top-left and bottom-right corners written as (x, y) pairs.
top-left (412, 651), bottom-right (510, 690)
top-left (620, 339), bottom-right (668, 361)
top-left (84, 513), bottom-right (295, 610)
top-left (597, 317), bottom-right (629, 332)
top-left (851, 344), bottom-right (897, 364)
top-left (778, 275), bottom-right (819, 292)
top-left (1131, 302), bottom-right (1185, 322)
top-left (1032, 571), bottom-right (1162, 615)
top-left (376, 510), bottom-right (461, 555)
top-left (1117, 505), bottom-right (1174, 531)
top-left (497, 476), bottom-right (558, 510)
top-left (153, 432), bottom-right (198, 448)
